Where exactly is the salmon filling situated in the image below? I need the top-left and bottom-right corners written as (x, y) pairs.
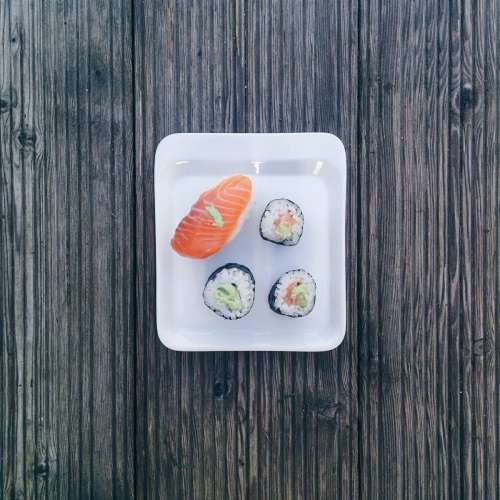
top-left (273, 212), bottom-right (296, 240)
top-left (284, 282), bottom-right (308, 309)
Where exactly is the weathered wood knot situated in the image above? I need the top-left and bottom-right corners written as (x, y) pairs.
top-left (10, 24), bottom-right (23, 48)
top-left (0, 88), bottom-right (18, 113)
top-left (0, 98), bottom-right (7, 111)
top-left (15, 126), bottom-right (37, 151)
top-left (460, 86), bottom-right (475, 112)
top-left (304, 395), bottom-right (345, 425)
top-left (34, 462), bottom-right (49, 477)
top-left (383, 81), bottom-right (394, 93)
top-left (213, 381), bottom-right (228, 400)
top-left (317, 400), bottom-right (345, 422)
top-left (473, 336), bottom-right (493, 357)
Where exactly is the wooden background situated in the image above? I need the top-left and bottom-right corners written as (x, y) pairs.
top-left (1, 0), bottom-right (499, 498)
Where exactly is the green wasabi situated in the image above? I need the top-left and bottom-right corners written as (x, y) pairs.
top-left (291, 283), bottom-right (308, 309)
top-left (215, 283), bottom-right (242, 311)
top-left (205, 205), bottom-right (224, 228)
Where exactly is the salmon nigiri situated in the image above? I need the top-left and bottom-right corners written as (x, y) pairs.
top-left (170, 175), bottom-right (252, 259)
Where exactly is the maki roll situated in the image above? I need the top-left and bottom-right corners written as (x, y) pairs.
top-left (259, 199), bottom-right (304, 246)
top-left (268, 269), bottom-right (316, 317)
top-left (203, 263), bottom-right (255, 319)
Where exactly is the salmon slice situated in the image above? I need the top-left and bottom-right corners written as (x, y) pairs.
top-left (170, 175), bottom-right (252, 259)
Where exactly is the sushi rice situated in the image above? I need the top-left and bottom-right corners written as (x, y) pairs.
top-left (268, 269), bottom-right (316, 317)
top-left (203, 263), bottom-right (255, 319)
top-left (260, 199), bottom-right (304, 246)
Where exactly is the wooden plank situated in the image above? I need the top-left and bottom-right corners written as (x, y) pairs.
top-left (1, 2), bottom-right (27, 498)
top-left (178, 352), bottom-right (193, 499)
top-left (0, 0), bottom-right (10, 487)
top-left (48, 0), bottom-right (71, 497)
top-left (357, 0), bottom-right (382, 497)
top-left (340, 0), bottom-right (359, 496)
top-left (256, 353), bottom-right (271, 500)
top-left (280, 352), bottom-right (294, 500)
top-left (268, 352), bottom-right (282, 500)
top-left (436, 0), bottom-right (451, 498)
top-left (246, 353), bottom-right (259, 500)
top-left (460, 0), bottom-right (474, 497)
top-left (496, 4), bottom-right (500, 498)
top-left (246, 0), bottom-right (266, 132)
top-left (225, 353), bottom-right (238, 500)
top-left (400, 0), bottom-right (417, 495)
top-left (32, 0), bottom-right (52, 495)
top-left (112, 0), bottom-right (137, 492)
top-left (471, 1), bottom-right (486, 499)
top-left (74, 1), bottom-right (95, 493)
top-left (212, 352), bottom-right (227, 499)
top-left (132, 0), bottom-right (164, 497)
top-left (314, 3), bottom-right (341, 498)
top-left (291, 353), bottom-right (305, 500)
top-left (235, 352), bottom-right (247, 499)
top-left (356, 0), bottom-right (372, 496)
top-left (448, 0), bottom-right (463, 496)
top-left (424, 0), bottom-right (439, 498)
top-left (407, 1), bottom-right (427, 497)
top-left (88, 0), bottom-right (119, 496)
top-left (303, 353), bottom-right (318, 500)
top-left (286, 4), bottom-right (317, 499)
top-left (59, 0), bottom-right (87, 496)
top-left (377, 0), bottom-right (404, 496)
top-left (483, 1), bottom-right (498, 498)
top-left (79, 0), bottom-right (136, 496)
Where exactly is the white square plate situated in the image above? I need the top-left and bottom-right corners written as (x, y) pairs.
top-left (155, 133), bottom-right (346, 351)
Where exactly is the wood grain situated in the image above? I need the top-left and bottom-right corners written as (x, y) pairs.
top-left (1, 0), bottom-right (136, 498)
top-left (1, 0), bottom-right (499, 498)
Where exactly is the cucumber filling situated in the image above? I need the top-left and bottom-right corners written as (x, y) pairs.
top-left (291, 283), bottom-right (308, 309)
top-left (215, 283), bottom-right (242, 311)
